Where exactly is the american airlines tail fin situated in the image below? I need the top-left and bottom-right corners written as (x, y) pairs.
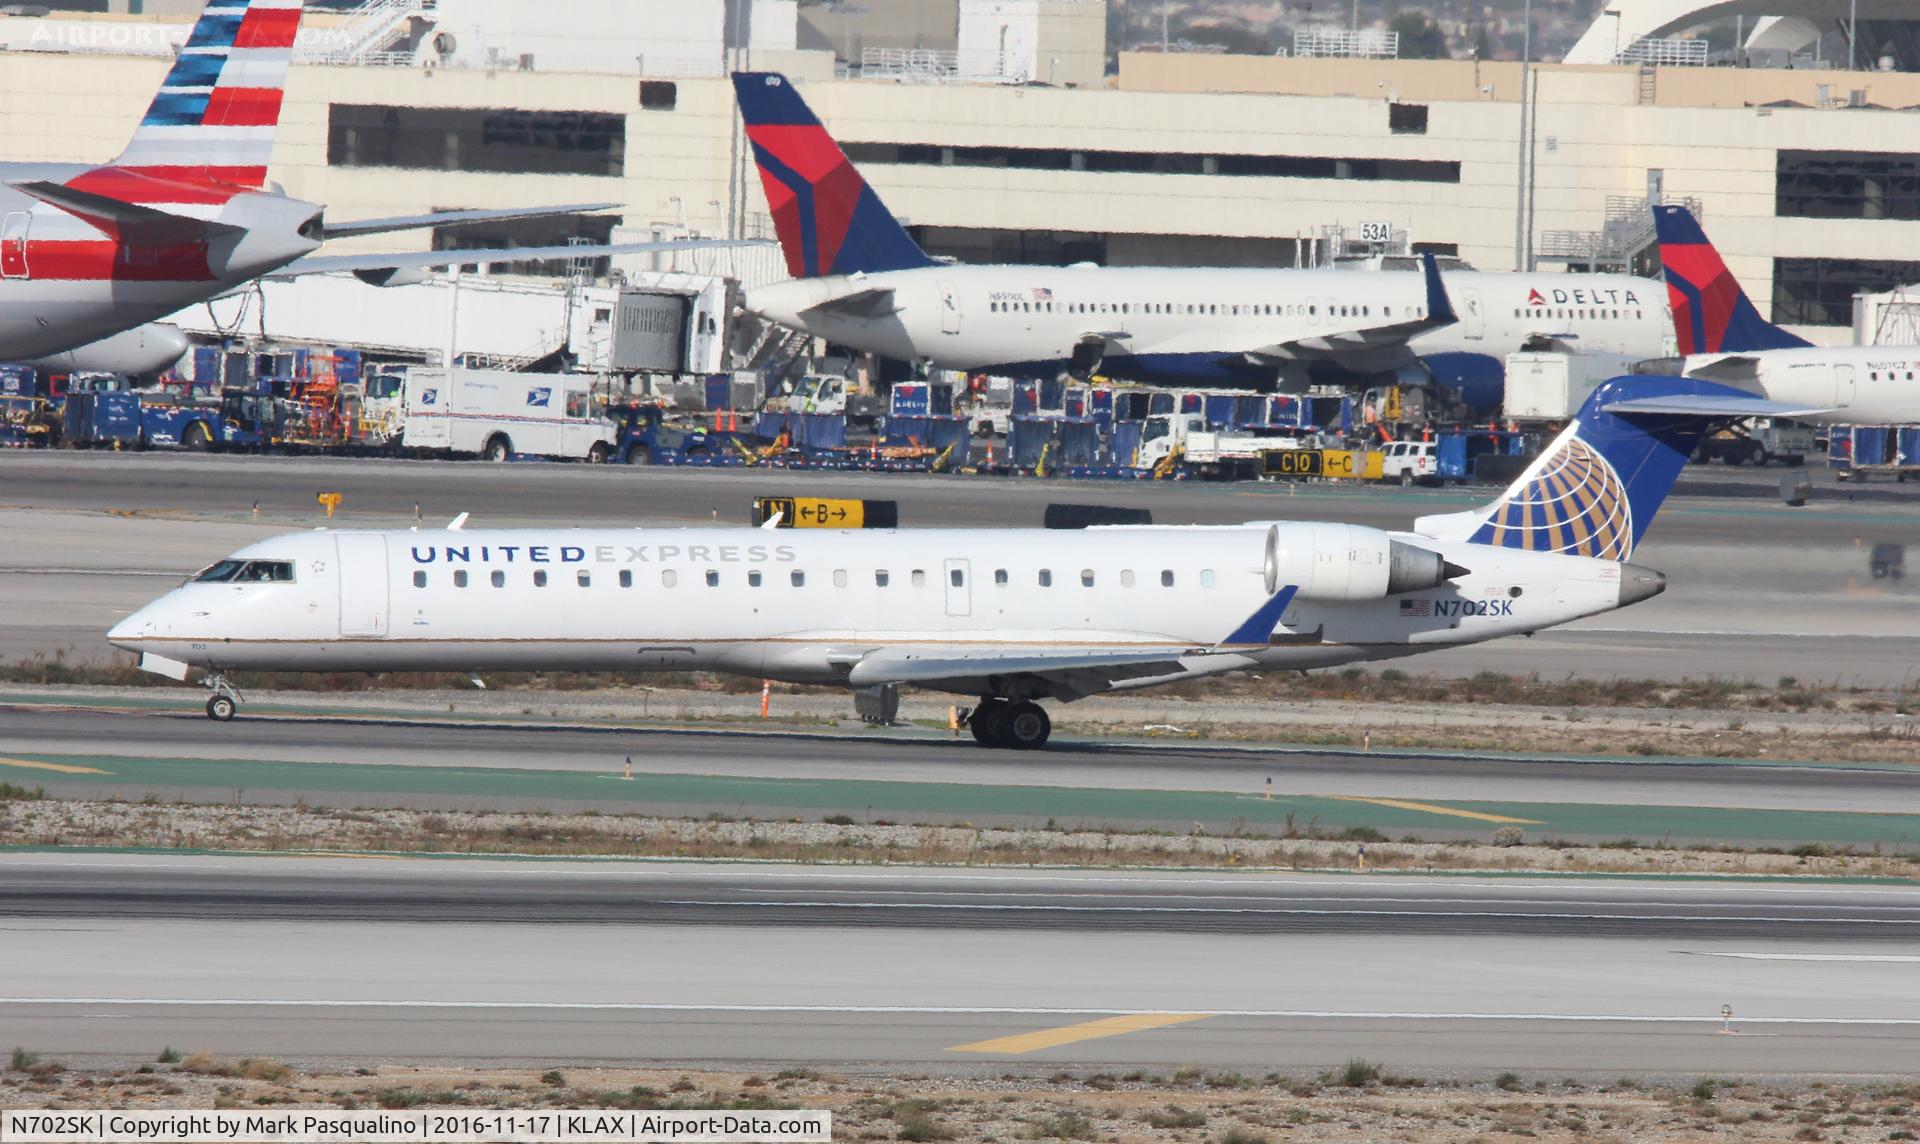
top-left (1415, 376), bottom-right (1774, 562)
top-left (731, 71), bottom-right (936, 279)
top-left (1653, 205), bottom-right (1810, 355)
top-left (111, 0), bottom-right (306, 189)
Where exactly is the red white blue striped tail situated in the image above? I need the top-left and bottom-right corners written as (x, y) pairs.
top-left (112, 0), bottom-right (306, 190)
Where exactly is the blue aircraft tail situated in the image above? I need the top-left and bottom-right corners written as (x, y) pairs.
top-left (1459, 376), bottom-right (1766, 561)
top-left (731, 72), bottom-right (936, 279)
top-left (1652, 205), bottom-right (1811, 355)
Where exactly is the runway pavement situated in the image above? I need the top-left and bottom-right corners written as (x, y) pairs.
top-left (7, 701), bottom-right (1920, 845)
top-left (4, 450), bottom-right (1918, 682)
top-left (3, 854), bottom-right (1917, 1076)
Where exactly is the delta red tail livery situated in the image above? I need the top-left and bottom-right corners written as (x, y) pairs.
top-left (1652, 205), bottom-right (1810, 355)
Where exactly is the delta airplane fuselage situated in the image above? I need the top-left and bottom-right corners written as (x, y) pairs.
top-left (745, 264), bottom-right (1669, 388)
top-left (108, 523), bottom-right (1650, 686)
top-left (1682, 347), bottom-right (1920, 428)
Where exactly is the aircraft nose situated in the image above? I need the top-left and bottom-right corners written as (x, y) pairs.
top-left (1617, 563), bottom-right (1667, 608)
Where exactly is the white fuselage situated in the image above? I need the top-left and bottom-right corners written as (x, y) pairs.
top-left (0, 163), bottom-right (322, 361)
top-left (745, 264), bottom-right (1669, 387)
top-left (109, 524), bottom-right (1647, 698)
top-left (1682, 346), bottom-right (1920, 427)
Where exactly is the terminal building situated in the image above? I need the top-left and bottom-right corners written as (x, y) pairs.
top-left (2, 0), bottom-right (1919, 349)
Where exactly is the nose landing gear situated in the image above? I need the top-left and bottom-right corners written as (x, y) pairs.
top-left (202, 674), bottom-right (242, 721)
top-left (965, 698), bottom-right (1051, 749)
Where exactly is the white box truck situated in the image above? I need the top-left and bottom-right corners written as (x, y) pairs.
top-left (401, 368), bottom-right (617, 462)
top-left (1502, 352), bottom-right (1640, 423)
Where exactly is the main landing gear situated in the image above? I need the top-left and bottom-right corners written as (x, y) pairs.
top-left (965, 698), bottom-right (1052, 750)
top-left (202, 674), bottom-right (242, 722)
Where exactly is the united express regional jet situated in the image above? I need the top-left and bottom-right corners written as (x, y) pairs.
top-left (733, 71), bottom-right (1671, 396)
top-left (110, 377), bottom-right (1782, 749)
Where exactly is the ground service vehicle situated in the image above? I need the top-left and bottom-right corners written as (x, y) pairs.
top-left (1693, 419), bottom-right (1815, 467)
top-left (1380, 440), bottom-right (1442, 485)
top-left (400, 369), bottom-right (617, 462)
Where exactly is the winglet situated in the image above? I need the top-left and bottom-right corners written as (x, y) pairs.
top-left (1218, 586), bottom-right (1299, 648)
top-left (1421, 252), bottom-right (1457, 327)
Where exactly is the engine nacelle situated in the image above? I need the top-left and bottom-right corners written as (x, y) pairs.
top-left (1265, 523), bottom-right (1456, 602)
top-left (24, 322), bottom-right (190, 375)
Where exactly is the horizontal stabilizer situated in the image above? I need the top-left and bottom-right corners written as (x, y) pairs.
top-left (267, 238), bottom-right (769, 280)
top-left (802, 286), bottom-right (899, 319)
top-left (8, 180), bottom-right (244, 242)
top-left (1600, 394), bottom-right (1830, 418)
top-left (320, 202), bottom-right (620, 241)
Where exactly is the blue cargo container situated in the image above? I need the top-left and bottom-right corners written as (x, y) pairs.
top-left (63, 391), bottom-right (142, 446)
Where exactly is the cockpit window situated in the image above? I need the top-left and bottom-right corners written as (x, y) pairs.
top-left (196, 559), bottom-right (295, 583)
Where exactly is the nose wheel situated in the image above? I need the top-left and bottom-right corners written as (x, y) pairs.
top-left (201, 674), bottom-right (242, 722)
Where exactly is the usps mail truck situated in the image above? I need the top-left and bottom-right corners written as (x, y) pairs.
top-left (401, 368), bottom-right (617, 462)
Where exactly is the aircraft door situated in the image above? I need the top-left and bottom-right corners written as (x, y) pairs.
top-left (1460, 289), bottom-right (1485, 339)
top-left (1, 212), bottom-right (28, 279)
top-left (1834, 363), bottom-right (1857, 409)
top-left (335, 534), bottom-right (390, 638)
top-left (938, 280), bottom-right (962, 335)
top-left (942, 558), bottom-right (972, 618)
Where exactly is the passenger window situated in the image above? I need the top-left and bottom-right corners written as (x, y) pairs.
top-left (1081, 569), bottom-right (1095, 587)
top-left (875, 570), bottom-right (890, 587)
top-left (749, 570), bottom-right (762, 587)
top-left (577, 570), bottom-right (591, 587)
top-left (833, 569), bottom-right (848, 588)
top-left (950, 568), bottom-right (964, 587)
top-left (791, 570), bottom-right (805, 587)
top-left (994, 568), bottom-right (1009, 586)
top-left (661, 570), bottom-right (676, 588)
top-left (413, 571), bottom-right (427, 588)
top-left (1039, 569), bottom-right (1053, 587)
top-left (1160, 570), bottom-right (1174, 587)
top-left (1121, 569), bottom-right (1135, 588)
top-left (533, 570), bottom-right (548, 588)
top-left (1200, 569), bottom-right (1216, 589)
top-left (706, 570), bottom-right (719, 587)
top-left (454, 570), bottom-right (468, 588)
top-left (620, 569), bottom-right (633, 588)
top-left (911, 569), bottom-right (926, 587)
top-left (491, 570), bottom-right (505, 588)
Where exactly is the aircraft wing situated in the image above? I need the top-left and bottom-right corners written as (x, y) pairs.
top-left (320, 203), bottom-right (620, 241)
top-left (7, 179), bottom-right (245, 243)
top-left (265, 238), bottom-right (769, 283)
top-left (1600, 394), bottom-right (1832, 418)
top-left (846, 646), bottom-right (1198, 699)
top-left (1244, 252), bottom-right (1459, 368)
top-left (801, 286), bottom-right (899, 319)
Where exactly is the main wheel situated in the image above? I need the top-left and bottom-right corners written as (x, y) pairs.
top-left (485, 435), bottom-right (512, 462)
top-left (1003, 702), bottom-right (1052, 750)
top-left (968, 699), bottom-right (1010, 745)
top-left (625, 446), bottom-right (653, 466)
top-left (205, 694), bottom-right (236, 721)
top-left (182, 420), bottom-right (213, 452)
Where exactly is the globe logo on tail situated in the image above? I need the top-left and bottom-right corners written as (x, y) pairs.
top-left (1472, 437), bottom-right (1633, 560)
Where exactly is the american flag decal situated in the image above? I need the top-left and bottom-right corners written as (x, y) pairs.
top-left (1399, 598), bottom-right (1431, 617)
top-left (1033, 287), bottom-right (1053, 302)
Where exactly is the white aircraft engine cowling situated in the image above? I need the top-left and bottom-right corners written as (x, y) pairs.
top-left (1265, 523), bottom-right (1453, 602)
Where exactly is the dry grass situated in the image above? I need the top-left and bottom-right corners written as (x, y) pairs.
top-left (3, 797), bottom-right (1916, 879)
top-left (1, 1062), bottom-right (1916, 1143)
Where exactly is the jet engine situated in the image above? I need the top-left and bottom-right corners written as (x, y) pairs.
top-left (24, 323), bottom-right (190, 375)
top-left (1264, 523), bottom-right (1462, 602)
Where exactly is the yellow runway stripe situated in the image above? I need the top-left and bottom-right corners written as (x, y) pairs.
top-left (948, 1012), bottom-right (1213, 1054)
top-left (0, 757), bottom-right (108, 775)
top-left (1328, 795), bottom-right (1540, 825)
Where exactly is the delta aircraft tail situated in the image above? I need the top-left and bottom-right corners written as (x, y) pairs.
top-left (1653, 205), bottom-right (1810, 355)
top-left (1418, 376), bottom-right (1790, 561)
top-left (111, 0), bottom-right (306, 189)
top-left (731, 71), bottom-right (935, 279)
